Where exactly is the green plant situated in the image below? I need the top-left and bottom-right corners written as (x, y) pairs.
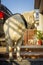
top-left (36, 30), bottom-right (43, 40)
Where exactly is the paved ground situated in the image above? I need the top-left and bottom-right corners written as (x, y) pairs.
top-left (0, 60), bottom-right (30, 65)
top-left (0, 60), bottom-right (43, 65)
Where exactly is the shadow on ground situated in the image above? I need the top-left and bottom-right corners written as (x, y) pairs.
top-left (0, 61), bottom-right (43, 65)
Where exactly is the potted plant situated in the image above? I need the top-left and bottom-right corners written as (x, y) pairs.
top-left (36, 30), bottom-right (43, 45)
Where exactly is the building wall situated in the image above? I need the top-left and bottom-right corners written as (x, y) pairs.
top-left (38, 13), bottom-right (43, 32)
